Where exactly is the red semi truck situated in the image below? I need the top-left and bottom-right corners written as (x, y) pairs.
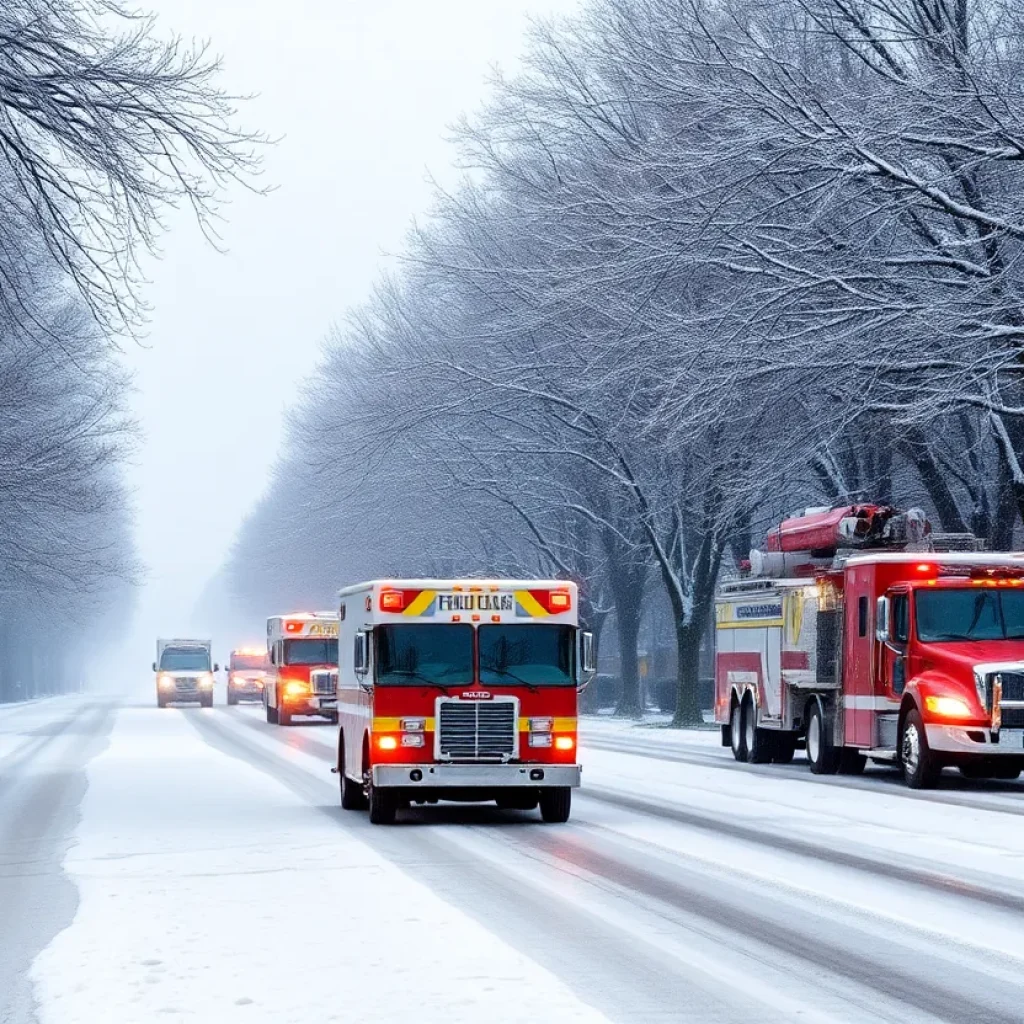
top-left (715, 504), bottom-right (1024, 788)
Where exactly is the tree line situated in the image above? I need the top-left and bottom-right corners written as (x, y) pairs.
top-left (0, 0), bottom-right (258, 701)
top-left (226, 0), bottom-right (1024, 722)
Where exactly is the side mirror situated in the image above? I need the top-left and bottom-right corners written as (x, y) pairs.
top-left (354, 631), bottom-right (370, 675)
top-left (875, 596), bottom-right (889, 643)
top-left (213, 663), bottom-right (220, 672)
top-left (151, 662), bottom-right (157, 672)
top-left (579, 630), bottom-right (596, 690)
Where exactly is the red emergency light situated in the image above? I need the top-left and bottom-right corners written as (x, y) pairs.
top-left (284, 621), bottom-right (303, 633)
top-left (380, 589), bottom-right (406, 612)
top-left (546, 589), bottom-right (572, 613)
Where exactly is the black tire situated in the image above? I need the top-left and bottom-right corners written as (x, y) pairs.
top-left (278, 703), bottom-right (292, 727)
top-left (368, 785), bottom-right (397, 825)
top-left (157, 698), bottom-right (167, 709)
top-left (900, 709), bottom-right (941, 789)
top-left (341, 774), bottom-right (367, 810)
top-left (744, 696), bottom-right (772, 764)
top-left (806, 700), bottom-right (840, 775)
top-left (772, 734), bottom-right (798, 764)
top-left (838, 749), bottom-right (867, 775)
top-left (496, 792), bottom-right (539, 811)
top-left (226, 691), bottom-right (238, 706)
top-left (266, 703), bottom-right (278, 725)
top-left (539, 787), bottom-right (572, 823)
top-left (200, 693), bottom-right (213, 709)
top-left (729, 698), bottom-right (747, 762)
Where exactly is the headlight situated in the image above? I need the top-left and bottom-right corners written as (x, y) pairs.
top-left (198, 674), bottom-right (214, 689)
top-left (158, 675), bottom-right (175, 690)
top-left (284, 680), bottom-right (307, 697)
top-left (924, 695), bottom-right (973, 719)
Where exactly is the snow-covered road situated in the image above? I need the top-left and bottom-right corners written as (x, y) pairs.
top-left (5, 699), bottom-right (1024, 1023)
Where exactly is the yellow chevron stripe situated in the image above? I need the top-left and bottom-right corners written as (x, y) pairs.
top-left (404, 589), bottom-right (437, 616)
top-left (514, 589), bottom-right (549, 617)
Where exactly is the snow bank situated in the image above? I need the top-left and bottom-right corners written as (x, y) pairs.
top-left (32, 708), bottom-right (609, 1024)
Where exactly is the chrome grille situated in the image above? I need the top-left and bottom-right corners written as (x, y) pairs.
top-left (174, 676), bottom-right (198, 692)
top-left (310, 670), bottom-right (336, 696)
top-left (999, 673), bottom-right (1024, 703)
top-left (437, 699), bottom-right (518, 760)
top-left (1002, 707), bottom-right (1024, 728)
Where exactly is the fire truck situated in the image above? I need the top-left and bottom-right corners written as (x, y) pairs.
top-left (715, 504), bottom-right (1024, 787)
top-left (333, 579), bottom-right (595, 824)
top-left (226, 647), bottom-right (268, 705)
top-left (264, 612), bottom-right (339, 726)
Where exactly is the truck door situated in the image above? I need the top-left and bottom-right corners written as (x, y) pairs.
top-left (878, 590), bottom-right (910, 702)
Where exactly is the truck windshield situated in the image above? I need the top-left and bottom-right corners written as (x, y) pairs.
top-left (375, 624), bottom-right (473, 686)
top-left (916, 589), bottom-right (1024, 642)
top-left (159, 648), bottom-right (210, 671)
top-left (479, 624), bottom-right (575, 686)
top-left (230, 655), bottom-right (265, 670)
top-left (283, 639), bottom-right (338, 665)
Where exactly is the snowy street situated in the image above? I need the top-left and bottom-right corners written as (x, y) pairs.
top-left (3, 699), bottom-right (1024, 1023)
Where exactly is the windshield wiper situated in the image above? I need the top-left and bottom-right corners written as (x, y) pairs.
top-left (483, 667), bottom-right (540, 692)
top-left (387, 669), bottom-right (454, 692)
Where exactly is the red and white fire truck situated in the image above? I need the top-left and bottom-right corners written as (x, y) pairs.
top-left (264, 612), bottom-right (339, 726)
top-left (333, 579), bottom-right (595, 824)
top-left (715, 504), bottom-right (1024, 788)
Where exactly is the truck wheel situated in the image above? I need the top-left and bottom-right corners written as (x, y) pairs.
top-left (368, 785), bottom-right (397, 825)
top-left (900, 709), bottom-right (941, 789)
top-left (226, 691), bottom-right (238, 706)
top-left (341, 773), bottom-right (368, 810)
top-left (266, 703), bottom-right (277, 724)
top-left (157, 698), bottom-right (167, 709)
top-left (278, 704), bottom-right (292, 727)
top-left (200, 693), bottom-right (213, 709)
top-left (806, 701), bottom-right (840, 775)
top-left (329, 712), bottom-right (339, 725)
top-left (772, 734), bottom-right (797, 765)
top-left (743, 696), bottom-right (772, 764)
top-left (729, 699), bottom-right (747, 762)
top-left (539, 787), bottom-right (572, 823)
top-left (838, 749), bottom-right (867, 775)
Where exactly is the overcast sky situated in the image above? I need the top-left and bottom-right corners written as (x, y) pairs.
top-left (113, 0), bottom-right (580, 677)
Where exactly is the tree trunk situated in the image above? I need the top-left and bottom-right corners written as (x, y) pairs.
top-left (613, 597), bottom-right (643, 718)
top-left (672, 616), bottom-right (704, 726)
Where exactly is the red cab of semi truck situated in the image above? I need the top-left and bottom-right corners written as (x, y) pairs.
top-left (716, 504), bottom-right (1024, 787)
top-left (263, 612), bottom-right (339, 726)
top-left (226, 647), bottom-right (269, 706)
top-left (334, 579), bottom-right (595, 824)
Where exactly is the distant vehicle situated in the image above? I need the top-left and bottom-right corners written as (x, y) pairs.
top-left (716, 503), bottom-right (1024, 788)
top-left (226, 647), bottom-right (268, 705)
top-left (263, 613), bottom-right (339, 726)
top-left (334, 578), bottom-right (595, 825)
top-left (154, 638), bottom-right (217, 708)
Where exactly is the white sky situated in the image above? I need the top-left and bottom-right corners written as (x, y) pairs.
top-left (113, 0), bottom-right (580, 680)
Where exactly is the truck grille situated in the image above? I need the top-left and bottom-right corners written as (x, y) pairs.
top-left (174, 677), bottom-right (198, 692)
top-left (1002, 707), bottom-right (1024, 729)
top-left (437, 699), bottom-right (518, 761)
top-left (310, 671), bottom-right (336, 696)
top-left (998, 673), bottom-right (1024, 703)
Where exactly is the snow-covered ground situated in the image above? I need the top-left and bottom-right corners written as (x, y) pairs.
top-left (9, 697), bottom-right (1024, 1023)
top-left (31, 707), bottom-right (609, 1024)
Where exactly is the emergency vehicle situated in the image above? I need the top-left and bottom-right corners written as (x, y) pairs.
top-left (226, 647), bottom-right (268, 705)
top-left (263, 613), bottom-right (339, 726)
top-left (715, 504), bottom-right (1024, 787)
top-left (333, 579), bottom-right (595, 824)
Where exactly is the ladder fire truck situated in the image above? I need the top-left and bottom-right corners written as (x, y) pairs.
top-left (715, 505), bottom-right (1024, 787)
top-left (333, 579), bottom-right (595, 824)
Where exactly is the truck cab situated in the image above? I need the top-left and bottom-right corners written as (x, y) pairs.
top-left (154, 638), bottom-right (217, 708)
top-left (263, 613), bottom-right (339, 726)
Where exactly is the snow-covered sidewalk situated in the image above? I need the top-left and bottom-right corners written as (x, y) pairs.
top-left (31, 708), bottom-right (609, 1024)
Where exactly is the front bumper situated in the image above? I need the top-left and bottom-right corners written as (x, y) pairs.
top-left (283, 695), bottom-right (337, 715)
top-left (372, 763), bottom-right (581, 789)
top-left (926, 724), bottom-right (1024, 756)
